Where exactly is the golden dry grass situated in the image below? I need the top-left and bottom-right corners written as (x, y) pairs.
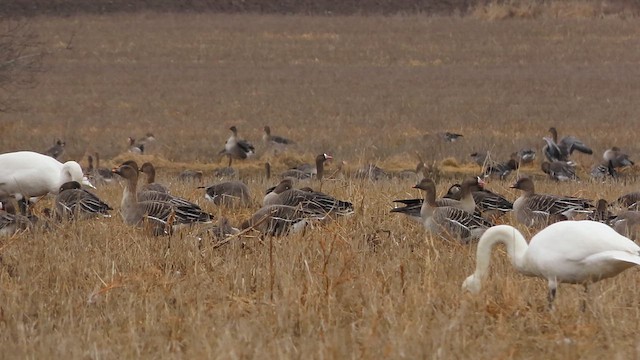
top-left (1, 12), bottom-right (640, 359)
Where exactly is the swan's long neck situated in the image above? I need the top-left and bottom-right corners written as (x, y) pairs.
top-left (472, 225), bottom-right (530, 280)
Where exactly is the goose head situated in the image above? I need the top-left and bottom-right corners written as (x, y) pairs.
top-left (272, 178), bottom-right (294, 194)
top-left (510, 177), bottom-right (535, 194)
top-left (264, 126), bottom-right (271, 136)
top-left (59, 181), bottom-right (81, 192)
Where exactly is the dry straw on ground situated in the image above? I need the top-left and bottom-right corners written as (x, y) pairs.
top-left (1, 10), bottom-right (640, 359)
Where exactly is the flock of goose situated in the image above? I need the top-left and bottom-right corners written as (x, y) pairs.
top-left (2, 124), bottom-right (640, 308)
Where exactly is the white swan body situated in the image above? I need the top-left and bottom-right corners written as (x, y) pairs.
top-left (0, 151), bottom-right (94, 199)
top-left (463, 221), bottom-right (640, 304)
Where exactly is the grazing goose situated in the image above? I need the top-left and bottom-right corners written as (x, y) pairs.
top-left (355, 164), bottom-right (389, 181)
top-left (201, 180), bottom-right (251, 207)
top-left (0, 197), bottom-right (34, 236)
top-left (541, 161), bottom-right (578, 182)
top-left (511, 177), bottom-right (593, 228)
top-left (195, 217), bottom-right (240, 241)
top-left (139, 162), bottom-right (169, 193)
top-left (87, 153), bottom-right (116, 185)
top-left (264, 178), bottom-right (354, 216)
top-left (515, 148), bottom-right (536, 164)
top-left (412, 178), bottom-right (494, 243)
top-left (55, 181), bottom-right (112, 220)
top-left (543, 127), bottom-right (593, 162)
top-left (112, 165), bottom-right (212, 235)
top-left (220, 126), bottom-right (255, 167)
top-left (391, 178), bottom-right (482, 222)
top-left (483, 159), bottom-right (518, 180)
top-left (610, 211), bottom-right (640, 240)
top-left (43, 139), bottom-right (66, 160)
top-left (463, 221), bottom-right (640, 308)
top-left (439, 132), bottom-right (463, 142)
top-left (603, 147), bottom-right (634, 169)
top-left (241, 204), bottom-right (327, 236)
top-left (590, 160), bottom-right (617, 180)
top-left (470, 152), bottom-right (489, 166)
top-left (616, 192), bottom-right (640, 210)
top-left (280, 153), bottom-right (332, 180)
top-left (178, 170), bottom-right (203, 182)
top-left (0, 151), bottom-right (94, 203)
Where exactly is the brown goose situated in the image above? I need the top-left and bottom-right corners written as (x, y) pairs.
top-left (241, 204), bottom-right (326, 236)
top-left (43, 139), bottom-right (66, 160)
top-left (603, 147), bottom-right (634, 169)
top-left (263, 178), bottom-right (354, 216)
top-left (263, 126), bottom-right (295, 155)
top-left (412, 178), bottom-right (493, 243)
top-left (611, 211), bottom-right (640, 240)
top-left (0, 196), bottom-right (34, 236)
top-left (543, 127), bottom-right (593, 162)
top-left (112, 165), bottom-right (213, 235)
top-left (511, 177), bottom-right (593, 228)
top-left (616, 192), bottom-right (640, 210)
top-left (280, 153), bottom-right (332, 180)
top-left (178, 170), bottom-right (203, 182)
top-left (541, 161), bottom-right (578, 182)
top-left (587, 199), bottom-right (615, 224)
top-left (87, 153), bottom-right (116, 185)
top-left (127, 137), bottom-right (144, 154)
top-left (444, 180), bottom-right (513, 220)
top-left (220, 126), bottom-right (255, 167)
top-left (391, 178), bottom-right (481, 221)
top-left (201, 180), bottom-right (251, 207)
top-left (139, 162), bottom-right (169, 193)
top-left (55, 181), bottom-right (112, 220)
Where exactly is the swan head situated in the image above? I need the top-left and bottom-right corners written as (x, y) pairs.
top-left (462, 274), bottom-right (481, 294)
top-left (62, 161), bottom-right (95, 189)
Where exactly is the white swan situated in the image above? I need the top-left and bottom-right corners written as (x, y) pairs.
top-left (0, 151), bottom-right (94, 200)
top-left (462, 221), bottom-right (640, 306)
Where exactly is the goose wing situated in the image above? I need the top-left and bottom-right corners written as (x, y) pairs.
top-left (561, 136), bottom-right (593, 155)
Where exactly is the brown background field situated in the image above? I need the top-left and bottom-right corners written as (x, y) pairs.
top-left (1, 6), bottom-right (640, 359)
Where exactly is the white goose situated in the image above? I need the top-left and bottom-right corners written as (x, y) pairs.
top-left (0, 151), bottom-right (94, 201)
top-left (462, 221), bottom-right (640, 307)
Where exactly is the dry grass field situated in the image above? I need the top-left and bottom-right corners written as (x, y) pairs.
top-left (1, 9), bottom-right (640, 359)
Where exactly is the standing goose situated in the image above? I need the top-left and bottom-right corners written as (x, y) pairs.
top-left (511, 177), bottom-right (593, 228)
top-left (201, 180), bottom-right (251, 207)
top-left (541, 161), bottom-right (578, 182)
top-left (112, 165), bottom-right (212, 235)
top-left (543, 127), bottom-right (593, 162)
top-left (43, 139), bottom-right (66, 160)
top-left (0, 151), bottom-right (94, 203)
top-left (412, 178), bottom-right (493, 243)
top-left (220, 126), bottom-right (255, 167)
top-left (55, 181), bottom-right (112, 220)
top-left (121, 160), bottom-right (208, 211)
top-left (280, 153), bottom-right (332, 180)
top-left (139, 162), bottom-right (170, 193)
top-left (263, 126), bottom-right (295, 155)
top-left (463, 221), bottom-right (640, 308)
top-left (87, 153), bottom-right (116, 185)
